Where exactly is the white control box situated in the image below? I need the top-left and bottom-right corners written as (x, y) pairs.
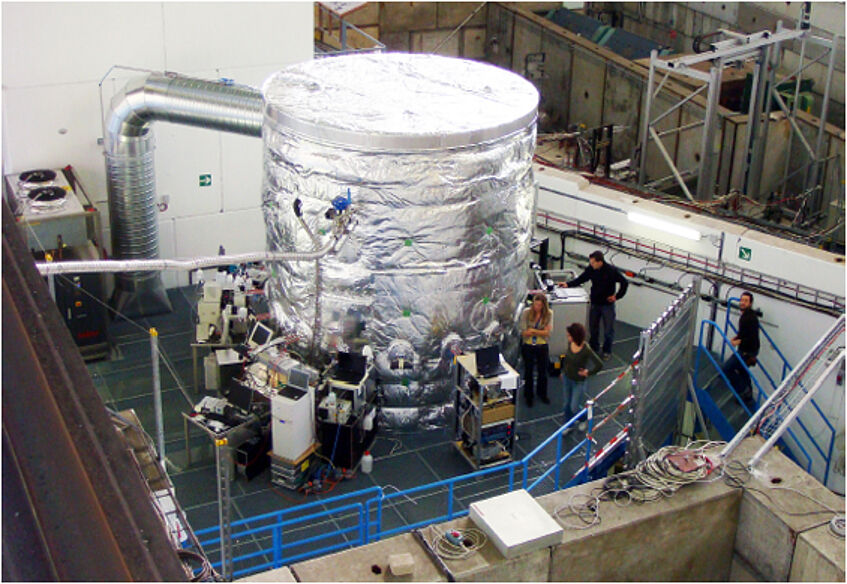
top-left (271, 385), bottom-right (315, 461)
top-left (469, 489), bottom-right (563, 558)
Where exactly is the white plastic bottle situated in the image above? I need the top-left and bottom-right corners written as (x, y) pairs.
top-left (361, 450), bottom-right (373, 474)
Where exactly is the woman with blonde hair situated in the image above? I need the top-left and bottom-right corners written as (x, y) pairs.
top-left (520, 293), bottom-right (553, 407)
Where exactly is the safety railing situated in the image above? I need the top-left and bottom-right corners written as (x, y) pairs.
top-left (694, 320), bottom-right (821, 474)
top-left (197, 360), bottom-right (639, 578)
top-left (719, 300), bottom-right (838, 484)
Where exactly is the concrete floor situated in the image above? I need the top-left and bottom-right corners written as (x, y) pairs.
top-left (86, 286), bottom-right (642, 574)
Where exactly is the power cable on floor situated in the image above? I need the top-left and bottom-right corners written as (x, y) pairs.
top-left (425, 525), bottom-right (487, 560)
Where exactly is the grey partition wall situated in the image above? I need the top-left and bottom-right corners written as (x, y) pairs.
top-left (628, 280), bottom-right (701, 463)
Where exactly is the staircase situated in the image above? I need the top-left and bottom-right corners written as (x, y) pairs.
top-left (693, 300), bottom-right (842, 488)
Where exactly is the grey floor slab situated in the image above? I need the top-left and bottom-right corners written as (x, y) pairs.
top-left (85, 285), bottom-right (647, 571)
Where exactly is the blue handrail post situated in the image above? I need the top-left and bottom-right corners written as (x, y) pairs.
top-left (358, 504), bottom-right (366, 545)
top-left (508, 464), bottom-right (515, 491)
top-left (273, 515), bottom-right (282, 567)
top-left (447, 483), bottom-right (454, 520)
top-left (584, 402), bottom-right (594, 468)
top-left (554, 431), bottom-right (563, 489)
top-left (522, 459), bottom-right (529, 490)
top-left (375, 497), bottom-right (384, 543)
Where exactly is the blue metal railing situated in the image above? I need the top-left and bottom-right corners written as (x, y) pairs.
top-left (198, 407), bottom-right (616, 578)
top-left (694, 318), bottom-right (836, 479)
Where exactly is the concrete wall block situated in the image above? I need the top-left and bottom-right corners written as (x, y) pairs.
top-left (730, 552), bottom-right (767, 582)
top-left (436, 3), bottom-right (487, 29)
top-left (411, 30), bottom-right (459, 56)
top-left (537, 34), bottom-right (573, 131)
top-left (789, 523), bottom-right (846, 582)
top-left (380, 31), bottom-right (411, 53)
top-left (238, 565), bottom-right (297, 582)
top-left (602, 64), bottom-right (643, 161)
top-left (380, 3), bottom-right (438, 34)
top-left (290, 532), bottom-right (447, 582)
top-left (540, 476), bottom-right (740, 581)
top-left (344, 3), bottom-right (379, 27)
top-left (736, 4), bottom-right (780, 36)
top-left (735, 489), bottom-right (798, 582)
top-left (485, 4), bottom-right (514, 70)
top-left (462, 27), bottom-right (487, 60)
top-left (568, 48), bottom-right (606, 130)
top-left (424, 517), bottom-right (551, 582)
top-left (731, 436), bottom-right (847, 583)
top-left (511, 19), bottom-right (544, 77)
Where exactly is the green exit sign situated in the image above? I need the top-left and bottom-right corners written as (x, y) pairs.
top-left (739, 246), bottom-right (752, 261)
top-left (199, 174), bottom-right (212, 187)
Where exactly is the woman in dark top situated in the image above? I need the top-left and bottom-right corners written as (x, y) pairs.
top-left (559, 322), bottom-right (603, 429)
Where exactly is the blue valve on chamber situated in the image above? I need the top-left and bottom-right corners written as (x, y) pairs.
top-left (332, 187), bottom-right (352, 213)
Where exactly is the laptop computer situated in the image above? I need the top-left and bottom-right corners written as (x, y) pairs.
top-left (332, 351), bottom-right (367, 385)
top-left (476, 345), bottom-right (507, 377)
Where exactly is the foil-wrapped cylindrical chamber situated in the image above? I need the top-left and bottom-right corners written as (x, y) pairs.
top-left (261, 53), bottom-right (538, 429)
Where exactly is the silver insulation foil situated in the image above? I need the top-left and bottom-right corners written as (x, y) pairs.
top-left (261, 53), bottom-right (538, 430)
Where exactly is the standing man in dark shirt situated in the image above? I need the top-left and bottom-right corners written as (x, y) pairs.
top-left (722, 291), bottom-right (761, 410)
top-left (558, 251), bottom-right (629, 360)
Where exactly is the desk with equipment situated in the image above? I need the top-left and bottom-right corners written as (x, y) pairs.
top-left (316, 351), bottom-right (377, 470)
top-left (454, 347), bottom-right (520, 469)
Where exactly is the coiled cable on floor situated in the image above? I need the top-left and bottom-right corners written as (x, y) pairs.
top-left (554, 492), bottom-right (601, 529)
top-left (830, 516), bottom-right (845, 538)
top-left (426, 525), bottom-right (487, 560)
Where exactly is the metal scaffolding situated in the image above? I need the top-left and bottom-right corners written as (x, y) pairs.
top-left (637, 23), bottom-right (839, 208)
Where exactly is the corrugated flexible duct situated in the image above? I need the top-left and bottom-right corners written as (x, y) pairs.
top-left (104, 72), bottom-right (263, 316)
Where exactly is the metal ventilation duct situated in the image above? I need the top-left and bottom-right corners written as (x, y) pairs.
top-left (261, 53), bottom-right (539, 430)
top-left (104, 72), bottom-right (263, 316)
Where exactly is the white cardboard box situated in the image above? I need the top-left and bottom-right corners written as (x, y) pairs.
top-left (469, 489), bottom-right (563, 559)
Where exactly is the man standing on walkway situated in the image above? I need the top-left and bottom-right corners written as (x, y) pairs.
top-left (558, 251), bottom-right (628, 360)
top-left (722, 291), bottom-right (761, 411)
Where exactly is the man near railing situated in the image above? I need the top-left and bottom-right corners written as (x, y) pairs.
top-left (722, 291), bottom-right (760, 410)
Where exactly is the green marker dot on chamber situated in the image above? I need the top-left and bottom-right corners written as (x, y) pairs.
top-left (482, 296), bottom-right (490, 304)
top-left (486, 226), bottom-right (493, 235)
top-left (401, 378), bottom-right (410, 387)
top-left (404, 238), bottom-right (413, 247)
top-left (319, 228), bottom-right (327, 235)
top-left (402, 309), bottom-right (411, 317)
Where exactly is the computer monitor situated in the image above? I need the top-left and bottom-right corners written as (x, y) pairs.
top-left (332, 351), bottom-right (367, 385)
top-left (247, 321), bottom-right (273, 348)
top-left (227, 382), bottom-right (254, 414)
top-left (287, 368), bottom-right (311, 392)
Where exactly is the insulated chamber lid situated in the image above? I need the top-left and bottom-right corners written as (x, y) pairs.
top-left (262, 53), bottom-right (539, 150)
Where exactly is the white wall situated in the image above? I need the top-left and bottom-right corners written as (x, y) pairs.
top-left (2, 2), bottom-right (313, 288)
top-left (535, 165), bottom-right (845, 468)
top-left (535, 165), bottom-right (844, 355)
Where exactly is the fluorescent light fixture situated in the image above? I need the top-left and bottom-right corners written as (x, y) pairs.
top-left (627, 211), bottom-right (702, 241)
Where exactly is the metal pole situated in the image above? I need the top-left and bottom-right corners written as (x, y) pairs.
top-left (216, 437), bottom-right (233, 580)
top-left (150, 327), bottom-right (165, 461)
top-left (649, 126), bottom-right (696, 201)
top-left (748, 351), bottom-right (845, 468)
top-left (695, 59), bottom-right (723, 201)
top-left (805, 32), bottom-right (839, 207)
top-left (638, 50), bottom-right (657, 187)
top-left (742, 45), bottom-right (767, 197)
top-left (721, 315), bottom-right (845, 460)
top-left (780, 34), bottom-right (807, 195)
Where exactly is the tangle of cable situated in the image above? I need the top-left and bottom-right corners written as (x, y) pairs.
top-left (426, 525), bottom-right (487, 560)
